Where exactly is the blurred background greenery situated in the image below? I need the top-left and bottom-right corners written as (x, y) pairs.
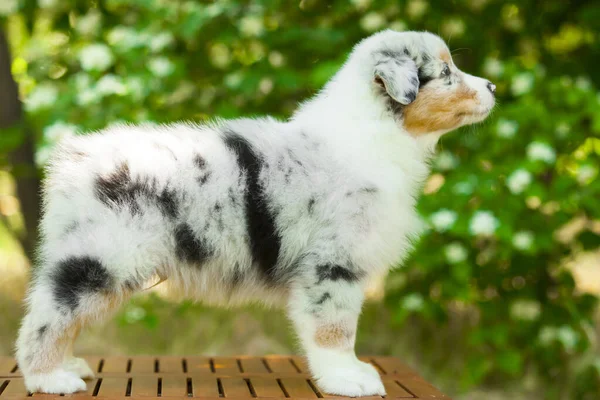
top-left (0, 0), bottom-right (599, 399)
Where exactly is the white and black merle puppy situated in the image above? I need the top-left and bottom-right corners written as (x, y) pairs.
top-left (16, 30), bottom-right (495, 396)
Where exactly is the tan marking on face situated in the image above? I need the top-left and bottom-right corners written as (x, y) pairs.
top-left (440, 50), bottom-right (452, 64)
top-left (315, 324), bottom-right (355, 349)
top-left (403, 80), bottom-right (479, 135)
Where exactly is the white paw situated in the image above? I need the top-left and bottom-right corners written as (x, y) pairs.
top-left (24, 368), bottom-right (87, 394)
top-left (63, 357), bottom-right (95, 379)
top-left (315, 361), bottom-right (386, 397)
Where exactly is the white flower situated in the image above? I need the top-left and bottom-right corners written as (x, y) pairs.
top-left (148, 57), bottom-right (174, 77)
top-left (441, 18), bottom-right (465, 38)
top-left (453, 181), bottom-right (474, 195)
top-left (469, 211), bottom-right (499, 236)
top-left (350, 0), bottom-right (372, 9)
top-left (76, 88), bottom-right (101, 106)
top-left (224, 72), bottom-right (243, 89)
top-left (0, 0), bottom-right (19, 16)
top-left (268, 51), bottom-right (285, 68)
top-left (149, 32), bottom-right (174, 52)
top-left (79, 43), bottom-right (114, 72)
top-left (126, 77), bottom-right (145, 101)
top-left (96, 74), bottom-right (127, 96)
top-left (506, 168), bottom-right (532, 194)
top-left (389, 20), bottom-right (407, 31)
top-left (435, 151), bottom-right (458, 171)
top-left (430, 209), bottom-right (458, 232)
top-left (75, 11), bottom-right (102, 36)
top-left (510, 299), bottom-right (540, 321)
top-left (43, 121), bottom-right (78, 143)
top-left (555, 122), bottom-right (570, 138)
top-left (496, 118), bottom-right (518, 138)
top-left (406, 0), bottom-right (428, 18)
top-left (125, 306), bottom-right (146, 323)
top-left (556, 326), bottom-right (578, 351)
top-left (577, 165), bottom-right (597, 185)
top-left (527, 142), bottom-right (556, 164)
top-left (35, 146), bottom-right (53, 166)
top-left (209, 43), bottom-right (232, 69)
top-left (38, 0), bottom-right (58, 8)
top-left (239, 15), bottom-right (264, 37)
top-left (513, 231), bottom-right (534, 250)
top-left (360, 12), bottom-right (386, 32)
top-left (483, 58), bottom-right (504, 78)
top-left (511, 72), bottom-right (534, 96)
top-left (107, 26), bottom-right (143, 49)
top-left (575, 76), bottom-right (591, 91)
top-left (402, 293), bottom-right (424, 311)
top-left (25, 83), bottom-right (58, 111)
top-left (444, 242), bottom-right (468, 264)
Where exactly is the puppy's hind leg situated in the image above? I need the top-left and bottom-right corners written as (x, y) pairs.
top-left (287, 261), bottom-right (385, 397)
top-left (62, 328), bottom-right (95, 379)
top-left (16, 257), bottom-right (130, 394)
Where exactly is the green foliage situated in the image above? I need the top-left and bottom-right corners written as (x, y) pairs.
top-left (1, 0), bottom-right (599, 398)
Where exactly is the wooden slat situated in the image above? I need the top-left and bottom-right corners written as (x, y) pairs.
top-left (158, 357), bottom-right (184, 373)
top-left (288, 356), bottom-right (308, 373)
top-left (186, 357), bottom-right (211, 373)
top-left (279, 378), bottom-right (319, 398)
top-left (220, 378), bottom-right (251, 397)
top-left (264, 357), bottom-right (297, 374)
top-left (130, 376), bottom-right (157, 396)
top-left (1, 379), bottom-right (28, 397)
top-left (130, 357), bottom-right (156, 374)
top-left (369, 357), bottom-right (414, 376)
top-left (399, 377), bottom-right (450, 399)
top-left (212, 357), bottom-right (241, 375)
top-left (190, 375), bottom-right (219, 397)
top-left (0, 359), bottom-right (17, 376)
top-left (239, 358), bottom-right (269, 374)
top-left (160, 376), bottom-right (188, 397)
top-left (249, 378), bottom-right (286, 398)
top-left (0, 356), bottom-right (451, 399)
top-left (100, 357), bottom-right (129, 373)
top-left (383, 379), bottom-right (414, 398)
top-left (95, 377), bottom-right (128, 397)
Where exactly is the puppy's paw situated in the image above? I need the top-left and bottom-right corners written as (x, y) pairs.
top-left (315, 361), bottom-right (386, 397)
top-left (63, 357), bottom-right (95, 379)
top-left (25, 368), bottom-right (87, 394)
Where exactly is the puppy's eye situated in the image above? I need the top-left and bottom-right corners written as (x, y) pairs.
top-left (441, 64), bottom-right (451, 77)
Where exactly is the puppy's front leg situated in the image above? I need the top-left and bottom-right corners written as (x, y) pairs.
top-left (287, 265), bottom-right (385, 397)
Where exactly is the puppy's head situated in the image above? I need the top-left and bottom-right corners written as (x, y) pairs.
top-left (353, 30), bottom-right (495, 135)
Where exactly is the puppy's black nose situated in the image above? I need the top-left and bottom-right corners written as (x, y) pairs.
top-left (486, 81), bottom-right (496, 95)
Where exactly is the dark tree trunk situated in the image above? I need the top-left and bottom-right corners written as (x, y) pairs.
top-left (0, 27), bottom-right (40, 260)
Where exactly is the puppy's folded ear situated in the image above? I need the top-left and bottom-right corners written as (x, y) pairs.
top-left (374, 56), bottom-right (419, 105)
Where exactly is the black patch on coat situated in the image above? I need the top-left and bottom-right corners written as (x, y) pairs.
top-left (307, 198), bottom-right (316, 214)
top-left (316, 264), bottom-right (359, 284)
top-left (223, 130), bottom-right (282, 282)
top-left (95, 162), bottom-right (179, 219)
top-left (174, 223), bottom-right (213, 265)
top-left (52, 256), bottom-right (113, 310)
top-left (157, 188), bottom-right (178, 219)
top-left (37, 324), bottom-right (48, 338)
top-left (197, 172), bottom-right (211, 186)
top-left (193, 154), bottom-right (206, 169)
top-left (417, 69), bottom-right (433, 87)
top-left (315, 292), bottom-right (331, 305)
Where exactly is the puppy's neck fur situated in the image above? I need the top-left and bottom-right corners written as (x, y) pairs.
top-left (290, 61), bottom-right (439, 193)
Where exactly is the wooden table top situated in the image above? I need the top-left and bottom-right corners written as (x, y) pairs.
top-left (0, 355), bottom-right (451, 399)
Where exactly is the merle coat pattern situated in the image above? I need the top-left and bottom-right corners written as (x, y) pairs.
top-left (16, 30), bottom-right (495, 397)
